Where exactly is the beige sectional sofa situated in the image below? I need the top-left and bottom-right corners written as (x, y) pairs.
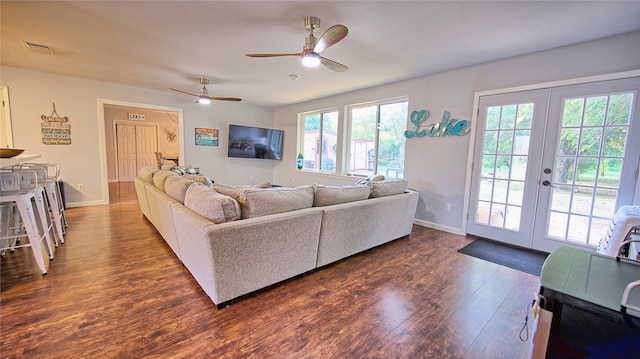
top-left (134, 168), bottom-right (419, 308)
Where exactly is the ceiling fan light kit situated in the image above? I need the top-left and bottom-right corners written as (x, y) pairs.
top-left (245, 16), bottom-right (349, 72)
top-left (301, 53), bottom-right (321, 67)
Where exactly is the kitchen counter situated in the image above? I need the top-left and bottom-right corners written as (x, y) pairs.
top-left (0, 154), bottom-right (42, 168)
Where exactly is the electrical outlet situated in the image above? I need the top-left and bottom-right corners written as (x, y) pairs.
top-left (78, 183), bottom-right (84, 191)
top-left (445, 203), bottom-right (451, 212)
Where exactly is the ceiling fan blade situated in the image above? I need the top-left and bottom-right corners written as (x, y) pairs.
top-left (320, 56), bottom-right (349, 72)
top-left (209, 96), bottom-right (242, 102)
top-left (314, 24), bottom-right (348, 54)
top-left (245, 52), bottom-right (302, 58)
top-left (170, 88), bottom-right (200, 97)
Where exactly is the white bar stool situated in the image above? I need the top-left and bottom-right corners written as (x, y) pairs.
top-left (18, 163), bottom-right (67, 245)
top-left (0, 170), bottom-right (55, 274)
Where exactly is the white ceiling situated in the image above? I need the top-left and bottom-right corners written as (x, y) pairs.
top-left (2, 1), bottom-right (640, 108)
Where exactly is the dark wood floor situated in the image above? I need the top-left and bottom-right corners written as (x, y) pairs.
top-left (1, 182), bottom-right (540, 358)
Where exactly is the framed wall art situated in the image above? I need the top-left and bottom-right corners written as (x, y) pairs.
top-left (195, 127), bottom-right (218, 146)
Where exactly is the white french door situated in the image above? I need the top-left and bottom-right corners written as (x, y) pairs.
top-left (468, 77), bottom-right (640, 252)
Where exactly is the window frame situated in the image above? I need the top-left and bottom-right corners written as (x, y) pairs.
top-left (345, 97), bottom-right (409, 178)
top-left (298, 109), bottom-right (340, 173)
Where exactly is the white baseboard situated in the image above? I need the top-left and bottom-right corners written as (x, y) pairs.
top-left (413, 218), bottom-right (466, 236)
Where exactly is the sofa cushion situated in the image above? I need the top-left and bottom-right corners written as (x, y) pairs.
top-left (184, 183), bottom-right (241, 224)
top-left (164, 175), bottom-right (195, 203)
top-left (312, 184), bottom-right (371, 207)
top-left (153, 171), bottom-right (179, 191)
top-left (138, 167), bottom-right (157, 184)
top-left (368, 178), bottom-right (408, 198)
top-left (214, 185), bottom-right (314, 219)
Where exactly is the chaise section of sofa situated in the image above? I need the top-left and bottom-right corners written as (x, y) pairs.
top-left (171, 204), bottom-right (322, 307)
top-left (315, 189), bottom-right (419, 268)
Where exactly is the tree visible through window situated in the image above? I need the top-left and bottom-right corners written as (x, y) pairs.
top-left (348, 100), bottom-right (408, 178)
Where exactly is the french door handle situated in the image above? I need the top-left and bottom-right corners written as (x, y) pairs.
top-left (542, 180), bottom-right (554, 187)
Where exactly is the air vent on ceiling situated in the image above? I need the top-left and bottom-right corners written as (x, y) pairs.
top-left (23, 41), bottom-right (54, 55)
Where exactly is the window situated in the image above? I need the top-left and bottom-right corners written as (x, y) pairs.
top-left (300, 110), bottom-right (338, 172)
top-left (298, 98), bottom-right (408, 177)
top-left (347, 100), bottom-right (408, 178)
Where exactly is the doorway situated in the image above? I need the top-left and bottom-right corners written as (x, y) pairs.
top-left (115, 121), bottom-right (158, 182)
top-left (467, 77), bottom-right (640, 252)
top-left (98, 99), bottom-right (184, 204)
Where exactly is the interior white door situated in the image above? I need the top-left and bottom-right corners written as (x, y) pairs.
top-left (136, 125), bottom-right (158, 171)
top-left (116, 123), bottom-right (158, 182)
top-left (117, 124), bottom-right (138, 182)
top-left (532, 77), bottom-right (640, 253)
top-left (467, 89), bottom-right (550, 248)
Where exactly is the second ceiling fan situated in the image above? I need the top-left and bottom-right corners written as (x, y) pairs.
top-left (245, 16), bottom-right (349, 72)
top-left (170, 78), bottom-right (242, 104)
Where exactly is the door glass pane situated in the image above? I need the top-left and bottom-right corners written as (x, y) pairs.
top-left (550, 186), bottom-right (570, 212)
top-left (546, 92), bottom-right (634, 246)
top-left (583, 96), bottom-right (606, 126)
top-left (505, 205), bottom-right (521, 230)
top-left (579, 128), bottom-right (602, 156)
top-left (507, 181), bottom-right (524, 206)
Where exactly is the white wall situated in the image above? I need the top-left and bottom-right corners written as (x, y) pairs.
top-left (0, 68), bottom-right (275, 207)
top-left (3, 31), bottom-right (638, 224)
top-left (273, 31), bottom-right (640, 234)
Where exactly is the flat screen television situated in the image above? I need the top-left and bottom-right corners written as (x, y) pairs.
top-left (227, 124), bottom-right (284, 160)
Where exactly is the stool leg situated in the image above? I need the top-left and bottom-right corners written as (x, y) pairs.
top-left (55, 181), bottom-right (67, 231)
top-left (33, 189), bottom-right (55, 260)
top-left (14, 197), bottom-right (48, 274)
top-left (45, 182), bottom-right (65, 245)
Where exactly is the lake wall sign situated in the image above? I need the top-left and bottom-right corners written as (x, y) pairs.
top-left (404, 109), bottom-right (470, 138)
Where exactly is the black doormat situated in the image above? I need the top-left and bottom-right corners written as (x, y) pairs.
top-left (458, 237), bottom-right (549, 276)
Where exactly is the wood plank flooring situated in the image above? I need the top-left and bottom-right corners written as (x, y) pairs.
top-left (1, 182), bottom-right (539, 358)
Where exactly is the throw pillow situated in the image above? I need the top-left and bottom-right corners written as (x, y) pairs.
top-left (368, 178), bottom-right (408, 198)
top-left (164, 175), bottom-right (195, 203)
top-left (253, 181), bottom-right (272, 188)
top-left (138, 167), bottom-right (157, 184)
top-left (312, 184), bottom-right (371, 207)
top-left (354, 174), bottom-right (385, 185)
top-left (183, 173), bottom-right (211, 185)
top-left (152, 171), bottom-right (179, 191)
top-left (184, 183), bottom-right (241, 223)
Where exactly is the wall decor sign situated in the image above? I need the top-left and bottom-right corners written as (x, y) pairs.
top-left (195, 128), bottom-right (218, 146)
top-left (404, 109), bottom-right (470, 138)
top-left (41, 102), bottom-right (71, 145)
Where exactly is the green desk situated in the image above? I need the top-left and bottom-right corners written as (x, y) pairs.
top-left (539, 247), bottom-right (640, 355)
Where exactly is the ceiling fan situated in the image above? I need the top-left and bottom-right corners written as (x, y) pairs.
top-left (245, 16), bottom-right (349, 72)
top-left (170, 78), bottom-right (242, 104)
